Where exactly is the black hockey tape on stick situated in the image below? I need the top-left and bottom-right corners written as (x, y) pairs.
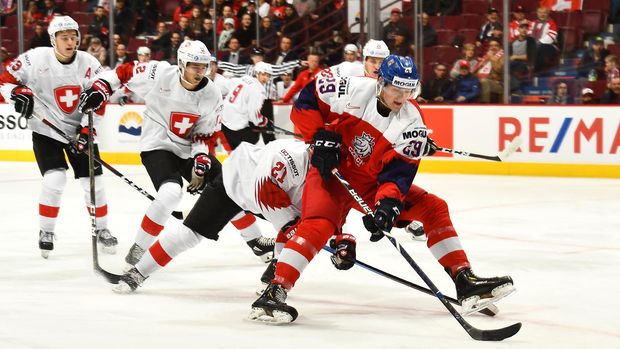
top-left (322, 245), bottom-right (498, 317)
top-left (435, 137), bottom-right (523, 162)
top-left (30, 96), bottom-right (183, 220)
top-left (331, 168), bottom-right (521, 341)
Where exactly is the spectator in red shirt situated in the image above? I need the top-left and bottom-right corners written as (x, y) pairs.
top-left (280, 53), bottom-right (321, 103)
top-left (173, 0), bottom-right (194, 23)
top-left (509, 5), bottom-right (532, 42)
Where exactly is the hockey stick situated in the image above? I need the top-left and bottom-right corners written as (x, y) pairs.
top-left (435, 137), bottom-right (522, 162)
top-left (331, 169), bottom-right (521, 341)
top-left (86, 110), bottom-right (122, 284)
top-left (265, 118), bottom-right (302, 137)
top-left (321, 245), bottom-right (498, 317)
top-left (30, 109), bottom-right (183, 220)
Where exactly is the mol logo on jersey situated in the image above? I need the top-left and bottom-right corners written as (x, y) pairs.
top-left (170, 112), bottom-right (200, 138)
top-left (54, 86), bottom-right (81, 114)
top-left (349, 131), bottom-right (375, 167)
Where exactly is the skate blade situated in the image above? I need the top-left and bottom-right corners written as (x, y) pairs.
top-left (461, 283), bottom-right (516, 316)
top-left (40, 250), bottom-right (50, 259)
top-left (111, 281), bottom-right (135, 294)
top-left (99, 244), bottom-right (117, 255)
top-left (248, 307), bottom-right (294, 324)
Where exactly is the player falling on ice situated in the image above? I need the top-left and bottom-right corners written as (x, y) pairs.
top-left (0, 15), bottom-right (118, 258)
top-left (249, 55), bottom-right (515, 324)
top-left (78, 40), bottom-right (227, 270)
top-left (112, 138), bottom-right (309, 293)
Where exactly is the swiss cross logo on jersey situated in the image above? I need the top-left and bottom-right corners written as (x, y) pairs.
top-left (170, 112), bottom-right (200, 138)
top-left (54, 86), bottom-right (81, 114)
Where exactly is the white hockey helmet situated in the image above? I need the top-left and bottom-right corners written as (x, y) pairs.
top-left (48, 16), bottom-right (80, 49)
top-left (177, 40), bottom-right (212, 76)
top-left (363, 39), bottom-right (390, 60)
top-left (254, 61), bottom-right (273, 75)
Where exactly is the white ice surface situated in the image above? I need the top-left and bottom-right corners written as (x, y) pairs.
top-left (1, 162), bottom-right (619, 348)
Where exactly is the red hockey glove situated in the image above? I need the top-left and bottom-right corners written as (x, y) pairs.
top-left (10, 85), bottom-right (34, 119)
top-left (73, 126), bottom-right (96, 154)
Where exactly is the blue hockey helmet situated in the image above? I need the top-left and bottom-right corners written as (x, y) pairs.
top-left (378, 55), bottom-right (419, 90)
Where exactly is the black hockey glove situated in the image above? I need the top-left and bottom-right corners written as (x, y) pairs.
top-left (423, 137), bottom-right (439, 156)
top-left (78, 79), bottom-right (111, 113)
top-left (72, 126), bottom-right (95, 154)
top-left (362, 198), bottom-right (403, 242)
top-left (310, 129), bottom-right (342, 181)
top-left (187, 154), bottom-right (211, 194)
top-left (10, 85), bottom-right (34, 119)
top-left (329, 233), bottom-right (356, 270)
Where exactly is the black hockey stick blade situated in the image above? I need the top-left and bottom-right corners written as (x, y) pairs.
top-left (467, 322), bottom-right (522, 341)
top-left (94, 265), bottom-right (122, 284)
top-left (321, 245), bottom-right (497, 317)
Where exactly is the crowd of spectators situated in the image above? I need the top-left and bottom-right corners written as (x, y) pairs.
top-left (1, 1), bottom-right (620, 104)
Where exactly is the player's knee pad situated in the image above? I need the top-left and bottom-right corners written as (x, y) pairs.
top-left (159, 224), bottom-right (204, 257)
top-left (42, 169), bottom-right (67, 194)
top-left (157, 181), bottom-right (183, 209)
top-left (78, 175), bottom-right (106, 192)
top-left (293, 217), bottom-right (338, 254)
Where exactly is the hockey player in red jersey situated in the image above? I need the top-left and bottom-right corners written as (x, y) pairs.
top-left (78, 40), bottom-right (224, 270)
top-left (0, 16), bottom-right (118, 258)
top-left (250, 55), bottom-right (515, 323)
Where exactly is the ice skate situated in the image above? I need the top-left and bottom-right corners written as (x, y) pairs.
top-left (249, 283), bottom-right (298, 324)
top-left (123, 243), bottom-right (146, 272)
top-left (39, 230), bottom-right (54, 259)
top-left (112, 267), bottom-right (147, 294)
top-left (247, 236), bottom-right (275, 263)
top-left (96, 229), bottom-right (118, 254)
top-left (405, 221), bottom-right (426, 241)
top-left (454, 268), bottom-right (515, 316)
top-left (256, 259), bottom-right (277, 295)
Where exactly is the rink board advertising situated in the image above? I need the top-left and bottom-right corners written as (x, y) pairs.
top-left (1, 103), bottom-right (618, 178)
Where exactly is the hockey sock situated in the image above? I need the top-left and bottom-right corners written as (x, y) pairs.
top-left (274, 220), bottom-right (298, 259)
top-left (136, 224), bottom-right (203, 277)
top-left (274, 217), bottom-right (335, 290)
top-left (79, 176), bottom-right (109, 229)
top-left (39, 169), bottom-right (67, 232)
top-left (231, 212), bottom-right (262, 242)
top-left (134, 181), bottom-right (183, 249)
top-left (400, 191), bottom-right (471, 276)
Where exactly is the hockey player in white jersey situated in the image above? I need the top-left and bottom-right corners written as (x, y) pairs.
top-left (0, 15), bottom-right (118, 258)
top-left (78, 40), bottom-right (224, 270)
top-left (218, 61), bottom-right (278, 257)
top-left (113, 139), bottom-right (309, 293)
top-left (221, 61), bottom-right (271, 149)
top-left (321, 39), bottom-right (390, 80)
